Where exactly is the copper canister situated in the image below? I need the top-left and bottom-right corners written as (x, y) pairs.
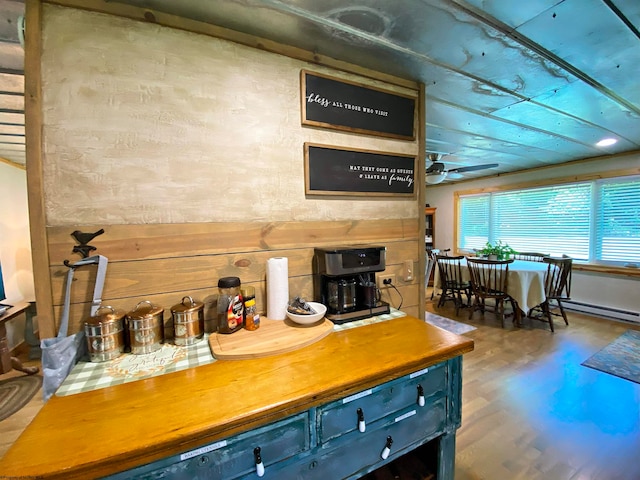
top-left (84, 306), bottom-right (126, 362)
top-left (126, 301), bottom-right (165, 355)
top-left (170, 296), bottom-right (205, 346)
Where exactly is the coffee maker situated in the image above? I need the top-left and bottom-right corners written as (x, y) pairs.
top-left (313, 245), bottom-right (390, 324)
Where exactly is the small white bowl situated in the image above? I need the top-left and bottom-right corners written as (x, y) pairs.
top-left (286, 302), bottom-right (327, 325)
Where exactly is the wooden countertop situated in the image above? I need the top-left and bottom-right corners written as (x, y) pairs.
top-left (0, 315), bottom-right (474, 479)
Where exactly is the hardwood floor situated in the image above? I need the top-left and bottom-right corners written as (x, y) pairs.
top-left (428, 294), bottom-right (640, 480)
top-left (0, 355), bottom-right (44, 459)
top-left (1, 298), bottom-right (639, 480)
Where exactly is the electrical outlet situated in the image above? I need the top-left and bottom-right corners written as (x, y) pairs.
top-left (377, 274), bottom-right (396, 288)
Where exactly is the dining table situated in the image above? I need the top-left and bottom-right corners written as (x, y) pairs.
top-left (434, 257), bottom-right (549, 322)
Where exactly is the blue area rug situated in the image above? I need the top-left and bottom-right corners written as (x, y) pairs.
top-left (582, 330), bottom-right (640, 384)
top-left (425, 312), bottom-right (476, 335)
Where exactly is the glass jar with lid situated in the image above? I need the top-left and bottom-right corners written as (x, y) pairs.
top-left (217, 276), bottom-right (243, 334)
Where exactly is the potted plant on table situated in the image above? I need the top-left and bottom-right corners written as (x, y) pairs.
top-left (477, 240), bottom-right (517, 260)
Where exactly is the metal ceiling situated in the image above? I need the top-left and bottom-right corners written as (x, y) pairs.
top-left (1, 0), bottom-right (639, 183)
top-left (0, 0), bottom-right (24, 169)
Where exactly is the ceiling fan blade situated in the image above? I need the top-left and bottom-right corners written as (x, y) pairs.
top-left (446, 172), bottom-right (464, 179)
top-left (449, 163), bottom-right (499, 174)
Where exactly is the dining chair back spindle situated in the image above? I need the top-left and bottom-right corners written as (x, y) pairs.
top-left (467, 258), bottom-right (517, 328)
top-left (512, 252), bottom-right (548, 262)
top-left (435, 255), bottom-right (471, 315)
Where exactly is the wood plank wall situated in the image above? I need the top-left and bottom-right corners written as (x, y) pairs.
top-left (30, 1), bottom-right (426, 339)
top-left (47, 219), bottom-right (422, 337)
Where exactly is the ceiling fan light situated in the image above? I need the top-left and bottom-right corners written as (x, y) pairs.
top-left (426, 171), bottom-right (446, 184)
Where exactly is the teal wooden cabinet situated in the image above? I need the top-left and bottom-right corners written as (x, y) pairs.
top-left (103, 412), bottom-right (311, 480)
top-left (317, 361), bottom-right (446, 444)
top-left (102, 357), bottom-right (462, 480)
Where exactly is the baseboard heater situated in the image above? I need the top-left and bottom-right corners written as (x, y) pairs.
top-left (562, 300), bottom-right (640, 324)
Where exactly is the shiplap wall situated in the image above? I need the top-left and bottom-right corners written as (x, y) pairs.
top-left (36, 4), bottom-right (424, 336)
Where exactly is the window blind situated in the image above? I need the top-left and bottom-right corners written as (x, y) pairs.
top-left (457, 175), bottom-right (640, 265)
top-left (596, 178), bottom-right (640, 263)
top-left (458, 194), bottom-right (489, 251)
top-left (492, 184), bottom-right (591, 259)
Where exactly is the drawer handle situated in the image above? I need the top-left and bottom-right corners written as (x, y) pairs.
top-left (417, 384), bottom-right (425, 407)
top-left (357, 408), bottom-right (366, 433)
top-left (381, 435), bottom-right (393, 460)
top-left (254, 447), bottom-right (265, 477)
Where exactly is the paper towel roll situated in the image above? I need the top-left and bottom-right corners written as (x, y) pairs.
top-left (267, 257), bottom-right (289, 320)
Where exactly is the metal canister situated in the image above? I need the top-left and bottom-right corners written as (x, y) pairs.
top-left (84, 305), bottom-right (126, 362)
top-left (170, 296), bottom-right (205, 346)
top-left (126, 301), bottom-right (165, 355)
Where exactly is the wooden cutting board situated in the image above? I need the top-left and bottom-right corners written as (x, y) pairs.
top-left (209, 317), bottom-right (334, 360)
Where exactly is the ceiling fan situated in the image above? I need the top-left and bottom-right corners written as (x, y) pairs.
top-left (425, 153), bottom-right (499, 184)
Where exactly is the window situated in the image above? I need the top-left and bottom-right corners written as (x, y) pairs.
top-left (457, 175), bottom-right (640, 265)
top-left (596, 179), bottom-right (640, 262)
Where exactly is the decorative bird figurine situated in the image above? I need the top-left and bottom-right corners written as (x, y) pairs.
top-left (66, 228), bottom-right (106, 259)
top-left (71, 229), bottom-right (105, 246)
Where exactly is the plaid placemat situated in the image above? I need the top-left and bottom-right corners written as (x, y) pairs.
top-left (57, 310), bottom-right (407, 397)
top-left (333, 308), bottom-right (406, 331)
top-left (56, 334), bottom-right (215, 397)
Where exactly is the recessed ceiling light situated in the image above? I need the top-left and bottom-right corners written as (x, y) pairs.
top-left (596, 138), bottom-right (617, 147)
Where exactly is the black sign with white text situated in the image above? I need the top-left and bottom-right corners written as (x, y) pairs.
top-left (302, 71), bottom-right (416, 140)
top-left (305, 144), bottom-right (416, 197)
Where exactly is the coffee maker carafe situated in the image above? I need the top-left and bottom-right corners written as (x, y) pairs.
top-left (327, 278), bottom-right (357, 312)
top-left (313, 246), bottom-right (390, 324)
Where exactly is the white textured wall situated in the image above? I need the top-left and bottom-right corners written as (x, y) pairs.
top-left (0, 163), bottom-right (34, 301)
top-left (41, 6), bottom-right (419, 226)
top-left (0, 162), bottom-right (35, 348)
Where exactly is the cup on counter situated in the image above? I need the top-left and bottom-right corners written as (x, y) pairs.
top-left (359, 281), bottom-right (381, 308)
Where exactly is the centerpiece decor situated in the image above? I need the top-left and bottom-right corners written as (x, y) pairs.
top-left (477, 241), bottom-right (517, 260)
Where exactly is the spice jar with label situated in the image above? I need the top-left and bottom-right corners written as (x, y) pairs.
top-left (242, 286), bottom-right (260, 331)
top-left (217, 276), bottom-right (244, 334)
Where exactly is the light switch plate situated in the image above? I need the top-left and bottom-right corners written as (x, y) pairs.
top-left (403, 260), bottom-right (413, 281)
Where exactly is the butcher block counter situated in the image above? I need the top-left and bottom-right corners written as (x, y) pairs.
top-left (0, 314), bottom-right (474, 480)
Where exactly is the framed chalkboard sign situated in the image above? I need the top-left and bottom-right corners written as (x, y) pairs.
top-left (304, 143), bottom-right (416, 197)
top-left (301, 70), bottom-right (416, 140)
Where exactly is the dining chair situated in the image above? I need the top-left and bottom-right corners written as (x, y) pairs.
top-left (512, 252), bottom-right (548, 262)
top-left (425, 248), bottom-right (440, 300)
top-left (435, 255), bottom-right (471, 315)
top-left (529, 256), bottom-right (572, 332)
top-left (466, 258), bottom-right (517, 328)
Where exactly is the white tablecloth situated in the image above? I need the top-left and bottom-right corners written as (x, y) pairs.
top-left (434, 258), bottom-right (548, 315)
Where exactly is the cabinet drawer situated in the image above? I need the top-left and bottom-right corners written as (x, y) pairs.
top-left (287, 398), bottom-right (447, 480)
top-left (104, 412), bottom-right (310, 480)
top-left (317, 363), bottom-right (446, 443)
